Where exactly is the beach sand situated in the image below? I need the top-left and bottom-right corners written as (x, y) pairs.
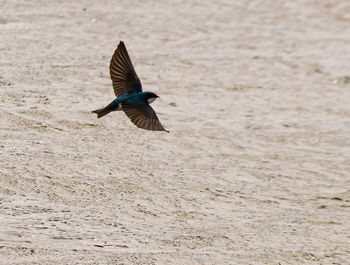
top-left (1, 0), bottom-right (350, 264)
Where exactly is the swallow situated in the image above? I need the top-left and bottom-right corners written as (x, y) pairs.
top-left (92, 41), bottom-right (168, 132)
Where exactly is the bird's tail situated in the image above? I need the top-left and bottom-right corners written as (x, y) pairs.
top-left (92, 105), bottom-right (113, 118)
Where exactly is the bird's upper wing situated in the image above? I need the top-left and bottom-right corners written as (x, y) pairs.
top-left (121, 102), bottom-right (168, 132)
top-left (110, 41), bottom-right (142, 97)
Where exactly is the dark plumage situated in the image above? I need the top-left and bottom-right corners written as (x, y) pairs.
top-left (92, 41), bottom-right (168, 132)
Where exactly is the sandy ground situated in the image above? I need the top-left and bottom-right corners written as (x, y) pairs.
top-left (1, 0), bottom-right (350, 264)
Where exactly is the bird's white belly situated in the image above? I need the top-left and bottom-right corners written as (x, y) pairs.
top-left (147, 97), bottom-right (156, 104)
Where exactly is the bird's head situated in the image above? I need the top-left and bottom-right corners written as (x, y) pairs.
top-left (145, 92), bottom-right (159, 104)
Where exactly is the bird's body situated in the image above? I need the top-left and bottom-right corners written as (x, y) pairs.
top-left (94, 91), bottom-right (159, 116)
top-left (92, 41), bottom-right (168, 132)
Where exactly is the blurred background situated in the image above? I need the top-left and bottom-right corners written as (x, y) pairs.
top-left (1, 1), bottom-right (350, 264)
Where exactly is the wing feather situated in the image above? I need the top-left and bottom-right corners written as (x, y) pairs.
top-left (121, 102), bottom-right (168, 132)
top-left (110, 41), bottom-right (142, 97)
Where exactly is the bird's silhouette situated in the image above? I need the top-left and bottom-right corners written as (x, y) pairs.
top-left (92, 41), bottom-right (168, 132)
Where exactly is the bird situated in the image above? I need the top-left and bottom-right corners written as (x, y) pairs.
top-left (92, 41), bottom-right (168, 132)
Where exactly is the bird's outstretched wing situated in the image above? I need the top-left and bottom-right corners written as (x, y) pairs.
top-left (110, 41), bottom-right (142, 97)
top-left (121, 102), bottom-right (168, 132)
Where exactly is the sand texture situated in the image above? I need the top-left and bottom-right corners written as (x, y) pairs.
top-left (1, 0), bottom-right (350, 264)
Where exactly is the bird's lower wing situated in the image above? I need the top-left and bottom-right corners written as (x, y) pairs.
top-left (121, 102), bottom-right (168, 132)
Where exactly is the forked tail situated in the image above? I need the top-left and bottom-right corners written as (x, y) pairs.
top-left (92, 106), bottom-right (112, 118)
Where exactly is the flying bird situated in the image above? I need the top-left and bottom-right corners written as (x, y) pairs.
top-left (92, 41), bottom-right (168, 132)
